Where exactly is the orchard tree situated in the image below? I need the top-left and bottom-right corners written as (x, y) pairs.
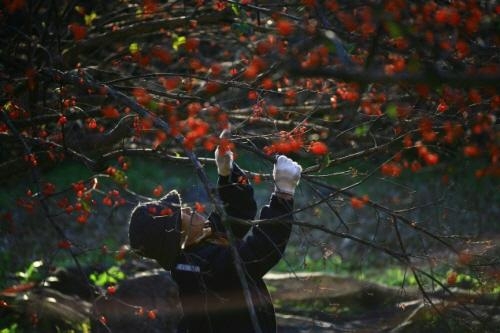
top-left (0, 0), bottom-right (499, 331)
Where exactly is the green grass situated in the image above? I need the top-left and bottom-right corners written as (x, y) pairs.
top-left (273, 250), bottom-right (500, 292)
top-left (273, 254), bottom-right (420, 287)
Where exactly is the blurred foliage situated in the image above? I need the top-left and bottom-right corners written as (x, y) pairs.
top-left (89, 266), bottom-right (126, 287)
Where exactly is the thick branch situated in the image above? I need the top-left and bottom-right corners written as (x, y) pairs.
top-left (62, 11), bottom-right (234, 65)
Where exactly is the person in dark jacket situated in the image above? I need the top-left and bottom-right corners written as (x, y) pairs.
top-left (129, 141), bottom-right (302, 333)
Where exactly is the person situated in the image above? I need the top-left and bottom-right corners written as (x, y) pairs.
top-left (128, 139), bottom-right (302, 333)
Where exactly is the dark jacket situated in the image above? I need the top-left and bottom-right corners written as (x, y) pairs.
top-left (171, 165), bottom-right (293, 333)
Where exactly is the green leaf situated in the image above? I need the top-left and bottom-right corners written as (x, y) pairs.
top-left (319, 153), bottom-right (331, 171)
top-left (231, 4), bottom-right (239, 16)
top-left (2, 101), bottom-right (12, 112)
top-left (95, 273), bottom-right (108, 286)
top-left (1, 323), bottom-right (18, 333)
top-left (80, 198), bottom-right (91, 212)
top-left (89, 266), bottom-right (127, 287)
top-left (16, 260), bottom-right (43, 282)
top-left (149, 100), bottom-right (158, 111)
top-left (107, 266), bottom-right (125, 280)
top-left (345, 42), bottom-right (356, 54)
top-left (354, 125), bottom-right (369, 137)
top-left (111, 169), bottom-right (128, 186)
top-left (90, 271), bottom-right (109, 287)
top-left (385, 21), bottom-right (403, 38)
top-left (385, 103), bottom-right (398, 120)
top-left (81, 322), bottom-right (91, 333)
top-left (172, 36), bottom-right (186, 51)
top-left (84, 11), bottom-right (98, 26)
top-left (129, 42), bottom-right (140, 54)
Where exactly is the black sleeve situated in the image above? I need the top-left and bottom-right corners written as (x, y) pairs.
top-left (211, 194), bottom-right (294, 279)
top-left (208, 163), bottom-right (257, 238)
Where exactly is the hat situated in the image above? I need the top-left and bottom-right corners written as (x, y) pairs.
top-left (128, 190), bottom-right (182, 270)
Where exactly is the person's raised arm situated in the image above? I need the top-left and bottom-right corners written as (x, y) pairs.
top-left (208, 130), bottom-right (257, 238)
top-left (213, 155), bottom-right (302, 278)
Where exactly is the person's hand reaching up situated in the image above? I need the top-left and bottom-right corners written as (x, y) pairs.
top-left (273, 155), bottom-right (302, 197)
top-left (214, 129), bottom-right (233, 177)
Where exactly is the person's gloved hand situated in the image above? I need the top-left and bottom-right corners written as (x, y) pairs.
top-left (214, 129), bottom-right (233, 176)
top-left (273, 155), bottom-right (302, 196)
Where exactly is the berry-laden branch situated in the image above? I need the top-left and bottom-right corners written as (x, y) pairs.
top-left (42, 67), bottom-right (264, 333)
top-left (1, 100), bottom-right (97, 301)
top-left (0, 131), bottom-right (98, 178)
top-left (0, 112), bottom-right (137, 179)
top-left (43, 68), bottom-right (209, 187)
top-left (303, 174), bottom-right (457, 253)
top-left (62, 9), bottom-right (235, 66)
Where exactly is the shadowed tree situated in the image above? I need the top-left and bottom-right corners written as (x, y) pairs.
top-left (0, 1), bottom-right (499, 332)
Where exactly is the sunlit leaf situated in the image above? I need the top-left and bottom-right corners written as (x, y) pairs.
top-left (84, 11), bottom-right (98, 26)
top-left (75, 5), bottom-right (86, 15)
top-left (68, 23), bottom-right (87, 41)
top-left (231, 3), bottom-right (239, 16)
top-left (129, 42), bottom-right (140, 54)
top-left (172, 36), bottom-right (186, 51)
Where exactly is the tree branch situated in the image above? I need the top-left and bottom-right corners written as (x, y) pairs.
top-left (291, 65), bottom-right (500, 88)
top-left (62, 10), bottom-right (234, 65)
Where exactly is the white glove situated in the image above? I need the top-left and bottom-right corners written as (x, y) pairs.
top-left (214, 130), bottom-right (233, 176)
top-left (273, 155), bottom-right (302, 196)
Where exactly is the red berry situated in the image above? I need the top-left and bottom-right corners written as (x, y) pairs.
top-left (58, 115), bottom-right (68, 126)
top-left (57, 240), bottom-right (72, 249)
top-left (423, 152), bottom-right (439, 165)
top-left (276, 20), bottom-right (294, 36)
top-left (194, 202), bottom-right (205, 213)
top-left (350, 197), bottom-right (365, 209)
top-left (147, 309), bottom-right (157, 320)
top-left (107, 285), bottom-right (117, 295)
top-left (463, 145), bottom-right (481, 158)
top-left (309, 141), bottom-right (329, 155)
